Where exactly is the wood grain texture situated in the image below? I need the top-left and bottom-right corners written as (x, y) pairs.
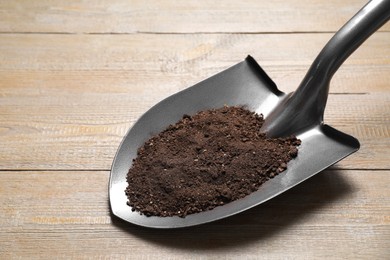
top-left (0, 32), bottom-right (390, 92)
top-left (0, 33), bottom-right (388, 170)
top-left (0, 92), bottom-right (389, 170)
top-left (1, 0), bottom-right (389, 258)
top-left (0, 33), bottom-right (388, 94)
top-left (0, 170), bottom-right (389, 259)
top-left (1, 0), bottom-right (389, 33)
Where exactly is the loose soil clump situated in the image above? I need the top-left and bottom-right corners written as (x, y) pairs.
top-left (125, 106), bottom-right (300, 217)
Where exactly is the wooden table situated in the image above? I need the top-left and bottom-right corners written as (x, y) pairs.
top-left (1, 0), bottom-right (389, 258)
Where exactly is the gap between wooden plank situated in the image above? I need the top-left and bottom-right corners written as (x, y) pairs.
top-left (0, 30), bottom-right (389, 35)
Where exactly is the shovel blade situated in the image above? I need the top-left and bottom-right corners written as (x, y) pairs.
top-left (109, 56), bottom-right (359, 228)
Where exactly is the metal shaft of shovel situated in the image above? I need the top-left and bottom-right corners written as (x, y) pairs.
top-left (261, 0), bottom-right (390, 137)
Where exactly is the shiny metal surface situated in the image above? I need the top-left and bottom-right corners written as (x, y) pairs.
top-left (261, 0), bottom-right (390, 137)
top-left (109, 0), bottom-right (388, 228)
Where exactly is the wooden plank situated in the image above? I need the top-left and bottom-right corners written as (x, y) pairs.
top-left (0, 0), bottom-right (389, 34)
top-left (0, 170), bottom-right (389, 258)
top-left (0, 93), bottom-right (388, 170)
top-left (325, 94), bottom-right (390, 170)
top-left (0, 33), bottom-right (388, 94)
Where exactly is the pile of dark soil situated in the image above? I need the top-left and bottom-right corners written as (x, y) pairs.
top-left (125, 106), bottom-right (300, 217)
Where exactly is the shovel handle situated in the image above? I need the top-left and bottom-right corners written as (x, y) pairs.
top-left (309, 0), bottom-right (390, 79)
top-left (262, 0), bottom-right (390, 137)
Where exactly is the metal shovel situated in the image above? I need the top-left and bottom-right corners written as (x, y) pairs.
top-left (109, 0), bottom-right (390, 228)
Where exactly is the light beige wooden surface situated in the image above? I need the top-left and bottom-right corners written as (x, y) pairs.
top-left (1, 170), bottom-right (389, 259)
top-left (1, 0), bottom-right (390, 33)
top-left (0, 0), bottom-right (389, 259)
